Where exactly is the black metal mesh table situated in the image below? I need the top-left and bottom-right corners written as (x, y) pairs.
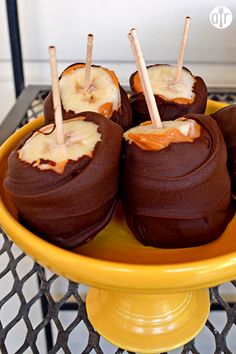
top-left (1, 87), bottom-right (236, 354)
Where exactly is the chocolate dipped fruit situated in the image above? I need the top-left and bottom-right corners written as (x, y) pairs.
top-left (4, 112), bottom-right (123, 249)
top-left (211, 104), bottom-right (236, 195)
top-left (129, 64), bottom-right (207, 125)
top-left (44, 63), bottom-right (132, 131)
top-left (123, 114), bottom-right (234, 248)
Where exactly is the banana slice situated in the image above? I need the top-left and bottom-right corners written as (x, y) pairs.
top-left (124, 118), bottom-right (201, 151)
top-left (59, 66), bottom-right (121, 118)
top-left (132, 65), bottom-right (195, 103)
top-left (18, 118), bottom-right (101, 173)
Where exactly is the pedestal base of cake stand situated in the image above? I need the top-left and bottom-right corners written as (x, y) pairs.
top-left (86, 288), bottom-right (210, 354)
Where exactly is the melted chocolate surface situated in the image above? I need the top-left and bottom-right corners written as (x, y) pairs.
top-left (212, 104), bottom-right (236, 194)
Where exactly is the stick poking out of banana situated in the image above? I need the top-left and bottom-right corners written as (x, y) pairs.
top-left (44, 36), bottom-right (132, 131)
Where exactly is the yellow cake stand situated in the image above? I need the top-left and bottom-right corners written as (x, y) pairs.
top-left (0, 100), bottom-right (235, 354)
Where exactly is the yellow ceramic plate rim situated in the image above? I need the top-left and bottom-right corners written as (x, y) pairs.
top-left (1, 100), bottom-right (235, 293)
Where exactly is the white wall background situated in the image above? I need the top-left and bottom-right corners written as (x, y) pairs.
top-left (1, 0), bottom-right (236, 120)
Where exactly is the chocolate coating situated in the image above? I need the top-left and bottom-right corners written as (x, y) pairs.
top-left (211, 104), bottom-right (236, 194)
top-left (123, 114), bottom-right (235, 248)
top-left (4, 112), bottom-right (123, 249)
top-left (44, 63), bottom-right (132, 131)
top-left (129, 65), bottom-right (207, 126)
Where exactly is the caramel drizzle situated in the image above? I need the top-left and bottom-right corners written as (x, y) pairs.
top-left (127, 122), bottom-right (201, 151)
top-left (31, 153), bottom-right (92, 174)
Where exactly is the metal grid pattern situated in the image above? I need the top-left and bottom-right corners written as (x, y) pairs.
top-left (1, 87), bottom-right (236, 354)
top-left (19, 90), bottom-right (49, 128)
top-left (207, 91), bottom-right (236, 105)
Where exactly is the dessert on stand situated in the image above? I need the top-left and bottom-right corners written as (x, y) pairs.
top-left (129, 17), bottom-right (207, 125)
top-left (4, 46), bottom-right (123, 249)
top-left (1, 27), bottom-right (236, 354)
top-left (44, 35), bottom-right (132, 131)
top-left (123, 28), bottom-right (234, 249)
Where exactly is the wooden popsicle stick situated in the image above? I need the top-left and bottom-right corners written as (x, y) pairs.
top-left (84, 34), bottom-right (94, 91)
top-left (128, 32), bottom-right (137, 64)
top-left (174, 16), bottom-right (191, 83)
top-left (128, 29), bottom-right (162, 129)
top-left (48, 46), bottom-right (64, 145)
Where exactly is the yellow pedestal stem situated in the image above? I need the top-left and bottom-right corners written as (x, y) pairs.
top-left (87, 288), bottom-right (210, 353)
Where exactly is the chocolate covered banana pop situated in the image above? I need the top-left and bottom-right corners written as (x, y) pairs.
top-left (44, 35), bottom-right (132, 130)
top-left (129, 17), bottom-right (207, 125)
top-left (123, 29), bottom-right (234, 248)
top-left (4, 47), bottom-right (123, 249)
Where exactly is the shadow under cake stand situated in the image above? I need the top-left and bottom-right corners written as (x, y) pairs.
top-left (1, 100), bottom-right (235, 354)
